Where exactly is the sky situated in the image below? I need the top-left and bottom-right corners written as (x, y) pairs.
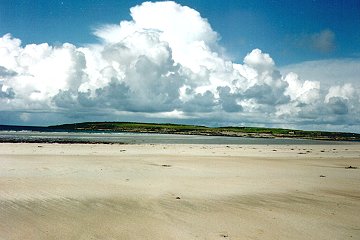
top-left (0, 0), bottom-right (359, 132)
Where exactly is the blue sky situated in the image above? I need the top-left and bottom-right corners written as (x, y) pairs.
top-left (0, 0), bottom-right (360, 132)
top-left (1, 0), bottom-right (359, 65)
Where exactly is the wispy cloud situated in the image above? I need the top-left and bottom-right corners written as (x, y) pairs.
top-left (310, 29), bottom-right (336, 53)
top-left (294, 29), bottom-right (336, 53)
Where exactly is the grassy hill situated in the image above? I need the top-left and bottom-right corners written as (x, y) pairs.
top-left (49, 122), bottom-right (360, 141)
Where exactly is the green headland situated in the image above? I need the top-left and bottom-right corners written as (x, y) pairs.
top-left (49, 122), bottom-right (360, 141)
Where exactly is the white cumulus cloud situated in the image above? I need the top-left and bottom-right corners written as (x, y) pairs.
top-left (0, 1), bottom-right (359, 132)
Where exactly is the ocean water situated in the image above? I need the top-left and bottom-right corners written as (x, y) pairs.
top-left (0, 130), bottom-right (342, 145)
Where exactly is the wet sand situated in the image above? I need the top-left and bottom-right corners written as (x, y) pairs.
top-left (0, 143), bottom-right (359, 239)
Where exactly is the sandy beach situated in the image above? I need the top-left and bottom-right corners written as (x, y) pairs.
top-left (0, 143), bottom-right (359, 239)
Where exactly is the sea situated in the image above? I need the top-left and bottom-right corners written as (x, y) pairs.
top-left (0, 125), bottom-right (342, 145)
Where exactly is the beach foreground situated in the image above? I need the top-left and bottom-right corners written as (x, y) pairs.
top-left (0, 143), bottom-right (359, 239)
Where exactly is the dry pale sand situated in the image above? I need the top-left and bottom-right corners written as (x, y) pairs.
top-left (0, 143), bottom-right (359, 240)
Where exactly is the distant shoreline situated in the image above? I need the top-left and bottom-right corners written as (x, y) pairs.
top-left (3, 121), bottom-right (359, 142)
top-left (0, 129), bottom-right (358, 145)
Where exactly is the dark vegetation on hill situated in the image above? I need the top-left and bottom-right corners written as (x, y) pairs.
top-left (48, 122), bottom-right (360, 141)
